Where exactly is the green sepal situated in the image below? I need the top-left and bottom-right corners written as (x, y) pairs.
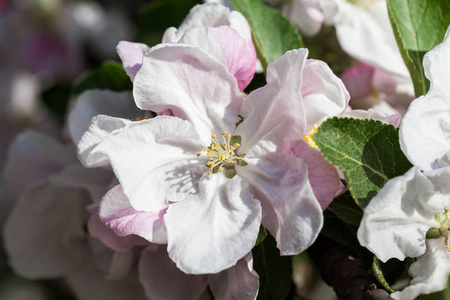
top-left (224, 167), bottom-right (237, 179)
top-left (426, 227), bottom-right (442, 239)
top-left (255, 225), bottom-right (267, 246)
top-left (435, 212), bottom-right (447, 224)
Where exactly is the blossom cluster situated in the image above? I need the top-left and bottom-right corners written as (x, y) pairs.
top-left (1, 0), bottom-right (450, 299)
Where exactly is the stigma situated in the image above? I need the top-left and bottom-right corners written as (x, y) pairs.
top-left (197, 132), bottom-right (246, 178)
top-left (302, 125), bottom-right (319, 149)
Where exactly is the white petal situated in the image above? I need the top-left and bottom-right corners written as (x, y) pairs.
top-left (3, 180), bottom-right (90, 278)
top-left (77, 115), bottom-right (133, 168)
top-left (301, 59), bottom-right (349, 129)
top-left (422, 26), bottom-right (450, 100)
top-left (80, 116), bottom-right (205, 211)
top-left (236, 49), bottom-right (308, 154)
top-left (133, 43), bottom-right (242, 138)
top-left (166, 175), bottom-right (262, 274)
top-left (208, 252), bottom-right (259, 300)
top-left (237, 153), bottom-right (323, 255)
top-left (342, 109), bottom-right (400, 126)
top-left (357, 167), bottom-right (441, 262)
top-left (400, 96), bottom-right (450, 170)
top-left (283, 0), bottom-right (324, 36)
top-left (391, 238), bottom-right (450, 300)
top-left (320, 0), bottom-right (409, 78)
top-left (139, 246), bottom-right (208, 300)
top-left (68, 90), bottom-right (141, 145)
top-left (2, 130), bottom-right (76, 196)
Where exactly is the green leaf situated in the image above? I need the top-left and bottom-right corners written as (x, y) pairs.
top-left (387, 0), bottom-right (450, 97)
top-left (231, 0), bottom-right (303, 71)
top-left (326, 191), bottom-right (363, 227)
top-left (252, 235), bottom-right (292, 300)
top-left (72, 61), bottom-right (132, 96)
top-left (136, 0), bottom-right (202, 46)
top-left (313, 118), bottom-right (412, 208)
top-left (420, 275), bottom-right (450, 299)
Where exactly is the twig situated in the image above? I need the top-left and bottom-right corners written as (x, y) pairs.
top-left (307, 236), bottom-right (394, 300)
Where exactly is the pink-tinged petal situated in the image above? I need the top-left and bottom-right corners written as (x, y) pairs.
top-left (208, 252), bottom-right (259, 300)
top-left (81, 116), bottom-right (204, 211)
top-left (139, 246), bottom-right (208, 300)
top-left (78, 115), bottom-right (133, 168)
top-left (162, 3), bottom-right (230, 43)
top-left (392, 238), bottom-right (450, 300)
top-left (3, 180), bottom-right (90, 278)
top-left (236, 49), bottom-right (308, 154)
top-left (301, 59), bottom-right (349, 128)
top-left (67, 253), bottom-right (147, 300)
top-left (340, 63), bottom-right (375, 99)
top-left (99, 185), bottom-right (167, 244)
top-left (228, 11), bottom-right (253, 45)
top-left (133, 44), bottom-right (242, 138)
top-left (68, 90), bottom-right (141, 145)
top-left (342, 109), bottom-right (400, 126)
top-left (2, 131), bottom-right (76, 196)
top-left (116, 41), bottom-right (150, 82)
top-left (237, 153), bottom-right (323, 255)
top-left (166, 175), bottom-right (262, 274)
top-left (292, 141), bottom-right (343, 210)
top-left (400, 97), bottom-right (450, 170)
top-left (179, 26), bottom-right (256, 91)
top-left (88, 213), bottom-right (149, 252)
top-left (357, 167), bottom-right (441, 262)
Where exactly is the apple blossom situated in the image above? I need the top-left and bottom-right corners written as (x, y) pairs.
top-left (358, 166), bottom-right (450, 299)
top-left (78, 38), bottom-right (349, 274)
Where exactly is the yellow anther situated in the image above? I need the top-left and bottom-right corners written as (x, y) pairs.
top-left (222, 131), bottom-right (227, 136)
top-left (203, 148), bottom-right (207, 152)
top-left (226, 158), bottom-right (231, 163)
top-left (209, 168), bottom-right (213, 173)
top-left (234, 143), bottom-right (240, 148)
top-left (210, 163), bottom-right (216, 168)
top-left (447, 245), bottom-right (450, 251)
top-left (236, 157), bottom-right (243, 160)
top-left (233, 161), bottom-right (237, 165)
top-left (218, 167), bottom-right (224, 172)
top-left (197, 153), bottom-right (202, 157)
top-left (211, 133), bottom-right (216, 139)
top-left (444, 224), bottom-right (448, 229)
top-left (446, 212), bottom-right (450, 221)
top-left (223, 142), bottom-right (227, 147)
top-left (135, 116), bottom-right (149, 121)
top-left (211, 144), bottom-right (215, 150)
top-left (228, 151), bottom-right (233, 155)
top-left (230, 146), bottom-right (235, 150)
top-left (227, 134), bottom-right (231, 141)
top-left (302, 124), bottom-right (319, 149)
top-left (219, 156), bottom-right (224, 161)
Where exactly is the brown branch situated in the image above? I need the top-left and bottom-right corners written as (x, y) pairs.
top-left (307, 236), bottom-right (394, 300)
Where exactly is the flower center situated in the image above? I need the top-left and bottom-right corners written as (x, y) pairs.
top-left (197, 131), bottom-right (246, 178)
top-left (302, 125), bottom-right (319, 149)
top-left (426, 211), bottom-right (450, 251)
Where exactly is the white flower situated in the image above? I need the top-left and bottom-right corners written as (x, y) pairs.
top-left (79, 43), bottom-right (348, 274)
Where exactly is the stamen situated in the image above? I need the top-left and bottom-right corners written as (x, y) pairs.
top-left (211, 133), bottom-right (216, 140)
top-left (222, 131), bottom-right (227, 136)
top-left (197, 153), bottom-right (202, 157)
top-left (302, 124), bottom-right (319, 149)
